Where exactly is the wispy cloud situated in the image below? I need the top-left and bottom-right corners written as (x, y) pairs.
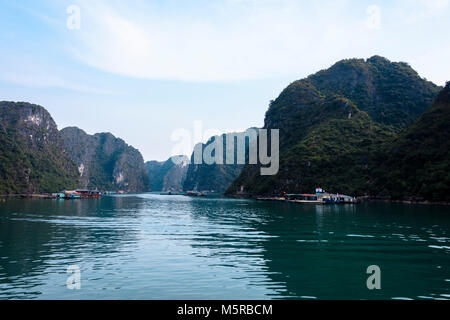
top-left (0, 72), bottom-right (124, 95)
top-left (68, 0), bottom-right (376, 81)
top-left (0, 49), bottom-right (125, 95)
top-left (3, 0), bottom-right (449, 85)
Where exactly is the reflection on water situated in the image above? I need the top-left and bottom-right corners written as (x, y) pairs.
top-left (0, 194), bottom-right (449, 300)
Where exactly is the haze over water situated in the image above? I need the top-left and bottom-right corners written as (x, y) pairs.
top-left (0, 194), bottom-right (449, 300)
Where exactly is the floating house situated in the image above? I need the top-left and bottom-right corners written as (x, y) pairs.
top-left (314, 188), bottom-right (356, 204)
top-left (57, 189), bottom-right (101, 199)
top-left (75, 189), bottom-right (101, 198)
top-left (61, 190), bottom-right (81, 199)
top-left (279, 188), bottom-right (356, 204)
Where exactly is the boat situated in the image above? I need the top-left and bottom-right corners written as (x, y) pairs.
top-left (285, 188), bottom-right (357, 205)
top-left (75, 189), bottom-right (101, 198)
top-left (61, 190), bottom-right (81, 199)
top-left (286, 194), bottom-right (322, 204)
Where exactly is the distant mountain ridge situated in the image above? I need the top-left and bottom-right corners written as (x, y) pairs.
top-left (183, 130), bottom-right (257, 193)
top-left (145, 155), bottom-right (189, 192)
top-left (60, 127), bottom-right (149, 193)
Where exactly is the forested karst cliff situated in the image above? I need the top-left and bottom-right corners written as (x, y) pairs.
top-left (60, 127), bottom-right (149, 192)
top-left (227, 56), bottom-right (442, 197)
top-left (0, 102), bottom-right (79, 194)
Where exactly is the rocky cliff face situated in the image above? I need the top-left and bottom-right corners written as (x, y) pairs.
top-left (60, 127), bottom-right (149, 192)
top-left (145, 155), bottom-right (189, 192)
top-left (0, 101), bottom-right (79, 193)
top-left (183, 130), bottom-right (257, 193)
top-left (227, 56), bottom-right (441, 197)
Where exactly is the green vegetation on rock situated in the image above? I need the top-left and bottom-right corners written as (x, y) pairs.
top-left (0, 102), bottom-right (80, 194)
top-left (371, 82), bottom-right (450, 202)
top-left (227, 56), bottom-right (442, 198)
top-left (60, 127), bottom-right (150, 193)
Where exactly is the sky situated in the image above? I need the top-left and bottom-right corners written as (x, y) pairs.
top-left (0, 0), bottom-right (449, 161)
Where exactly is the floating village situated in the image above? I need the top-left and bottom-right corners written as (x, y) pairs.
top-left (16, 187), bottom-right (356, 205)
top-left (20, 189), bottom-right (125, 200)
top-left (162, 187), bottom-right (357, 204)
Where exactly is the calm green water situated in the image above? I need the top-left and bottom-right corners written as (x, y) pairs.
top-left (0, 194), bottom-right (449, 300)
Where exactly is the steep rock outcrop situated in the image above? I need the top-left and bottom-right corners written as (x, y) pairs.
top-left (146, 155), bottom-right (189, 192)
top-left (0, 101), bottom-right (79, 193)
top-left (60, 127), bottom-right (149, 192)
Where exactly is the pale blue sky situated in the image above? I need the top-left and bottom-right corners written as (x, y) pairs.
top-left (0, 0), bottom-right (449, 161)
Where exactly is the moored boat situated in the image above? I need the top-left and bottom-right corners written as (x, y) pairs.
top-left (258, 188), bottom-right (357, 205)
